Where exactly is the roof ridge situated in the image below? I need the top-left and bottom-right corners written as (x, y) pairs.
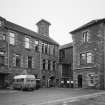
top-left (3, 17), bottom-right (59, 45)
top-left (70, 18), bottom-right (105, 33)
top-left (59, 42), bottom-right (73, 49)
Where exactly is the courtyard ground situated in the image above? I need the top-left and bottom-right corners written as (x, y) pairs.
top-left (0, 88), bottom-right (105, 105)
top-left (55, 94), bottom-right (105, 105)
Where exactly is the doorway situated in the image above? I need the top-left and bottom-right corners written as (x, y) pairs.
top-left (78, 75), bottom-right (82, 88)
top-left (0, 74), bottom-right (5, 88)
top-left (49, 76), bottom-right (55, 87)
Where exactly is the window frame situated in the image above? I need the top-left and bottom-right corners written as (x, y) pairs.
top-left (34, 40), bottom-right (39, 51)
top-left (86, 52), bottom-right (93, 64)
top-left (28, 56), bottom-right (32, 68)
top-left (42, 42), bottom-right (45, 53)
top-left (9, 31), bottom-right (16, 45)
top-left (53, 61), bottom-right (56, 71)
top-left (45, 43), bottom-right (48, 54)
top-left (0, 21), bottom-right (2, 27)
top-left (42, 59), bottom-right (46, 70)
top-left (80, 52), bottom-right (93, 65)
top-left (87, 73), bottom-right (96, 86)
top-left (0, 32), bottom-right (6, 40)
top-left (82, 31), bottom-right (89, 43)
top-left (16, 54), bottom-right (21, 67)
top-left (48, 60), bottom-right (51, 70)
top-left (25, 37), bottom-right (30, 49)
top-left (80, 53), bottom-right (86, 65)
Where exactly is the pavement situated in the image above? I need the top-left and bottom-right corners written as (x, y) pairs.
top-left (0, 88), bottom-right (105, 105)
top-left (42, 91), bottom-right (105, 105)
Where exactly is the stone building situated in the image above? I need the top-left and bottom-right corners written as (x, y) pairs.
top-left (59, 43), bottom-right (73, 88)
top-left (0, 17), bottom-right (59, 88)
top-left (70, 18), bottom-right (105, 89)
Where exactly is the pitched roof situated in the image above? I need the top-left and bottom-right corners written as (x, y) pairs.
top-left (70, 18), bottom-right (105, 34)
top-left (3, 17), bottom-right (59, 45)
top-left (36, 19), bottom-right (51, 26)
top-left (59, 42), bottom-right (73, 50)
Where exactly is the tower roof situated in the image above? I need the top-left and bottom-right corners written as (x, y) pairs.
top-left (1, 17), bottom-right (58, 45)
top-left (36, 19), bottom-right (51, 26)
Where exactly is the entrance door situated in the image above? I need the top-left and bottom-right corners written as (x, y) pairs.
top-left (78, 75), bottom-right (82, 88)
top-left (0, 74), bottom-right (5, 88)
top-left (49, 76), bottom-right (55, 87)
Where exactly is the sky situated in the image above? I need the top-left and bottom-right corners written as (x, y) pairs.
top-left (0, 0), bottom-right (105, 45)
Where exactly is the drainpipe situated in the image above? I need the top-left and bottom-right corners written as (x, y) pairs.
top-left (7, 32), bottom-right (9, 69)
top-left (39, 41), bottom-right (42, 87)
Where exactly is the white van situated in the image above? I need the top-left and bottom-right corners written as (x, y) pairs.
top-left (13, 75), bottom-right (36, 90)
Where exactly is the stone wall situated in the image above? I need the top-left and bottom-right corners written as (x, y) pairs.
top-left (72, 22), bottom-right (105, 89)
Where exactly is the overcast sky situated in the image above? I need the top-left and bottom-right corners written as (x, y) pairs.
top-left (0, 0), bottom-right (105, 45)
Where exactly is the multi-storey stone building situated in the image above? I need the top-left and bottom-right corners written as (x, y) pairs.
top-left (59, 43), bottom-right (73, 88)
top-left (70, 18), bottom-right (105, 89)
top-left (0, 17), bottom-right (59, 88)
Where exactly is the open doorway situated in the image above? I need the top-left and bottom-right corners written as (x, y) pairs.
top-left (78, 75), bottom-right (82, 88)
top-left (49, 76), bottom-right (55, 87)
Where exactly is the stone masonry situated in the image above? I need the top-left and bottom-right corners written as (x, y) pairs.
top-left (0, 17), bottom-right (59, 88)
top-left (70, 19), bottom-right (105, 89)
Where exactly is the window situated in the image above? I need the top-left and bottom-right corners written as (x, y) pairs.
top-left (48, 60), bottom-right (51, 70)
top-left (53, 61), bottom-right (56, 71)
top-left (87, 73), bottom-right (95, 86)
top-left (0, 55), bottom-right (4, 65)
top-left (34, 40), bottom-right (39, 51)
top-left (42, 59), bottom-right (46, 70)
top-left (48, 44), bottom-right (50, 55)
top-left (51, 45), bottom-right (54, 55)
top-left (35, 40), bottom-right (39, 45)
top-left (16, 54), bottom-right (21, 67)
top-left (25, 37), bottom-right (29, 48)
top-left (80, 53), bottom-right (86, 65)
top-left (0, 21), bottom-right (2, 27)
top-left (59, 50), bottom-right (65, 62)
top-left (9, 32), bottom-right (15, 45)
top-left (86, 52), bottom-right (93, 63)
top-left (28, 56), bottom-right (32, 68)
top-left (42, 76), bottom-right (45, 80)
top-left (0, 51), bottom-right (5, 65)
top-left (0, 33), bottom-right (6, 40)
top-left (83, 31), bottom-right (89, 43)
top-left (42, 42), bottom-right (44, 53)
top-left (80, 52), bottom-right (93, 65)
top-left (53, 46), bottom-right (55, 56)
top-left (45, 43), bottom-right (48, 54)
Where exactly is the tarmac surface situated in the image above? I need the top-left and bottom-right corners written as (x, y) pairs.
top-left (0, 88), bottom-right (105, 105)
